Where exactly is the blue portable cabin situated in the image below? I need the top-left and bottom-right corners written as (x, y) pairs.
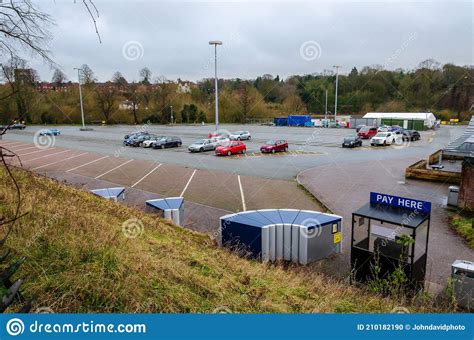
top-left (288, 115), bottom-right (312, 126)
top-left (274, 117), bottom-right (288, 126)
top-left (219, 209), bottom-right (342, 265)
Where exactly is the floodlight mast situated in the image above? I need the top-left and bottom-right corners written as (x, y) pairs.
top-left (74, 67), bottom-right (86, 130)
top-left (333, 65), bottom-right (341, 121)
top-left (209, 40), bottom-right (222, 131)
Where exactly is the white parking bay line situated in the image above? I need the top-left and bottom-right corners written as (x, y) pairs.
top-left (17, 147), bottom-right (56, 157)
top-left (22, 149), bottom-right (71, 162)
top-left (180, 169), bottom-right (197, 197)
top-left (131, 164), bottom-right (162, 188)
top-left (95, 159), bottom-right (133, 179)
top-left (237, 175), bottom-right (247, 212)
top-left (66, 155), bottom-right (109, 172)
top-left (32, 152), bottom-right (89, 170)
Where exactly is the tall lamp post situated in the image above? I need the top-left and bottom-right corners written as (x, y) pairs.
top-left (333, 65), bottom-right (341, 121)
top-left (74, 67), bottom-right (87, 130)
top-left (209, 40), bottom-right (222, 131)
top-left (324, 89), bottom-right (328, 120)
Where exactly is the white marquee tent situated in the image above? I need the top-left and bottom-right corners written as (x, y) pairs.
top-left (363, 112), bottom-right (437, 129)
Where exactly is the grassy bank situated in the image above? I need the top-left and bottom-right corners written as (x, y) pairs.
top-left (0, 167), bottom-right (438, 313)
top-left (451, 213), bottom-right (474, 249)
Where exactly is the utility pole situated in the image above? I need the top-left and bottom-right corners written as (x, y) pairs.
top-left (74, 67), bottom-right (86, 130)
top-left (325, 90), bottom-right (328, 120)
top-left (73, 67), bottom-right (93, 131)
top-left (170, 105), bottom-right (173, 125)
top-left (209, 40), bottom-right (222, 131)
top-left (333, 65), bottom-right (341, 121)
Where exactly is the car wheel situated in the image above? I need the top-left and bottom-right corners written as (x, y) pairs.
top-left (284, 147), bottom-right (288, 152)
top-left (227, 151), bottom-right (232, 156)
top-left (199, 147), bottom-right (204, 152)
top-left (242, 149), bottom-right (246, 154)
top-left (139, 142), bottom-right (143, 147)
top-left (272, 149), bottom-right (276, 154)
top-left (178, 143), bottom-right (182, 147)
top-left (383, 141), bottom-right (387, 146)
top-left (237, 137), bottom-right (241, 141)
top-left (161, 145), bottom-right (165, 149)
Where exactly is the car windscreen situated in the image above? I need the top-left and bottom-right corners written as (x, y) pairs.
top-left (360, 127), bottom-right (370, 132)
top-left (344, 137), bottom-right (356, 141)
top-left (266, 140), bottom-right (276, 145)
top-left (376, 133), bottom-right (388, 137)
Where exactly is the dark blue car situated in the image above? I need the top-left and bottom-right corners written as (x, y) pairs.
top-left (39, 128), bottom-right (60, 136)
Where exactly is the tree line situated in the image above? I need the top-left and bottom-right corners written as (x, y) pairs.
top-left (0, 58), bottom-right (472, 125)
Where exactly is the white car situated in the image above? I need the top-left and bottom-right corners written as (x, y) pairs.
top-left (370, 132), bottom-right (398, 146)
top-left (377, 125), bottom-right (390, 132)
top-left (229, 131), bottom-right (251, 140)
top-left (210, 136), bottom-right (230, 147)
top-left (142, 136), bottom-right (162, 148)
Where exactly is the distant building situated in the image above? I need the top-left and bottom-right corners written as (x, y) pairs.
top-left (362, 112), bottom-right (437, 130)
top-left (176, 80), bottom-right (192, 94)
top-left (119, 100), bottom-right (138, 110)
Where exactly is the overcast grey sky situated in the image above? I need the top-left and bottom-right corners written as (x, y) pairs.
top-left (31, 0), bottom-right (473, 82)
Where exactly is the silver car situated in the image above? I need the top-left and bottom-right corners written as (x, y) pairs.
top-left (188, 139), bottom-right (216, 152)
top-left (229, 131), bottom-right (251, 140)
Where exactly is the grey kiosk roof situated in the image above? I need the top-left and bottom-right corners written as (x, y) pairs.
top-left (221, 209), bottom-right (341, 228)
top-left (146, 197), bottom-right (184, 211)
top-left (90, 187), bottom-right (125, 199)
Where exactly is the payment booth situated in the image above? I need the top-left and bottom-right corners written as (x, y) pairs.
top-left (351, 192), bottom-right (431, 291)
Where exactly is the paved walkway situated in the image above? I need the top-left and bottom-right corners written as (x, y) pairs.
top-left (297, 156), bottom-right (474, 287)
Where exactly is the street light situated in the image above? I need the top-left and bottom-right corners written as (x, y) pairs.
top-left (170, 105), bottom-right (173, 125)
top-left (209, 40), bottom-right (222, 131)
top-left (333, 65), bottom-right (341, 121)
top-left (73, 67), bottom-right (87, 131)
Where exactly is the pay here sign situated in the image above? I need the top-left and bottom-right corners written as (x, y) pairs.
top-left (370, 192), bottom-right (432, 213)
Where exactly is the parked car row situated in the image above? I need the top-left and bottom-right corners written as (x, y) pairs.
top-left (122, 131), bottom-right (289, 157)
top-left (0, 123), bottom-right (26, 130)
top-left (347, 125), bottom-right (421, 148)
top-left (123, 133), bottom-right (182, 149)
top-left (208, 130), bottom-right (251, 140)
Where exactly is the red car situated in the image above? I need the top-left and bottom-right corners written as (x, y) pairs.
top-left (208, 131), bottom-right (229, 138)
top-left (260, 139), bottom-right (288, 153)
top-left (215, 141), bottom-right (246, 156)
top-left (358, 126), bottom-right (378, 139)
